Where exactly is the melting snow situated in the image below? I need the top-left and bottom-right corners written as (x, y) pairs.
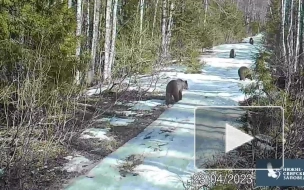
top-left (80, 128), bottom-right (111, 140)
top-left (109, 117), bottom-right (135, 126)
top-left (86, 86), bottom-right (108, 96)
top-left (94, 117), bottom-right (135, 126)
top-left (129, 99), bottom-right (164, 111)
top-left (63, 155), bottom-right (93, 173)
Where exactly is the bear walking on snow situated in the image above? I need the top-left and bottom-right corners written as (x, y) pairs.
top-left (238, 66), bottom-right (252, 80)
top-left (229, 49), bottom-right (236, 58)
top-left (249, 37), bottom-right (254, 45)
top-left (165, 79), bottom-right (189, 106)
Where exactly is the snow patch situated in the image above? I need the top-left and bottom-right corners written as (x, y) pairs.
top-left (129, 99), bottom-right (164, 111)
top-left (120, 111), bottom-right (138, 117)
top-left (94, 117), bottom-right (135, 126)
top-left (94, 117), bottom-right (111, 122)
top-left (86, 86), bottom-right (108, 96)
top-left (134, 164), bottom-right (184, 186)
top-left (80, 128), bottom-right (111, 140)
top-left (63, 154), bottom-right (93, 173)
top-left (109, 117), bottom-right (135, 126)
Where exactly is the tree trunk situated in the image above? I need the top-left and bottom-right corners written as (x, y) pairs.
top-left (295, 0), bottom-right (301, 72)
top-left (109, 0), bottom-right (118, 73)
top-left (139, 0), bottom-right (145, 45)
top-left (75, 0), bottom-right (83, 85)
top-left (86, 0), bottom-right (90, 50)
top-left (103, 0), bottom-right (113, 83)
top-left (281, 0), bottom-right (287, 65)
top-left (299, 0), bottom-right (304, 71)
top-left (286, 0), bottom-right (294, 84)
top-left (166, 1), bottom-right (174, 55)
top-left (87, 0), bottom-right (101, 84)
top-left (68, 0), bottom-right (73, 8)
top-left (152, 0), bottom-right (159, 37)
top-left (288, 0), bottom-right (294, 63)
top-left (161, 0), bottom-right (167, 62)
top-left (204, 0), bottom-right (208, 24)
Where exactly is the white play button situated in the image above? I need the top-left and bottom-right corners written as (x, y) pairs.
top-left (225, 123), bottom-right (254, 153)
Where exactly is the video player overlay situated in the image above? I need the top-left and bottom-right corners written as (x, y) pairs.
top-left (194, 106), bottom-right (284, 170)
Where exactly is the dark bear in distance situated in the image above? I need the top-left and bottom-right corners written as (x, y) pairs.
top-left (165, 79), bottom-right (188, 106)
top-left (238, 66), bottom-right (252, 80)
top-left (229, 49), bottom-right (236, 58)
top-left (249, 37), bottom-right (254, 45)
top-left (273, 76), bottom-right (286, 90)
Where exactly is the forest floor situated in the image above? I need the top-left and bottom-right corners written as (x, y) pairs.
top-left (46, 89), bottom-right (169, 190)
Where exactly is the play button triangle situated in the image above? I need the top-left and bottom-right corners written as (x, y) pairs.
top-left (225, 123), bottom-right (254, 153)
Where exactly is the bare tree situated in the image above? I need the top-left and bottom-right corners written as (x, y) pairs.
top-left (109, 0), bottom-right (119, 71)
top-left (286, 0), bottom-right (294, 82)
top-left (75, 0), bottom-right (83, 85)
top-left (161, 0), bottom-right (167, 61)
top-left (86, 0), bottom-right (91, 50)
top-left (166, 1), bottom-right (174, 54)
top-left (68, 0), bottom-right (73, 8)
top-left (152, 0), bottom-right (159, 37)
top-left (281, 0), bottom-right (287, 66)
top-left (87, 0), bottom-right (101, 84)
top-left (139, 0), bottom-right (145, 45)
top-left (103, 0), bottom-right (113, 83)
top-left (295, 0), bottom-right (301, 71)
top-left (204, 0), bottom-right (208, 24)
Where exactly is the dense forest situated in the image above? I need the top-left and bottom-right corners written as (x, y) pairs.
top-left (0, 0), bottom-right (295, 189)
top-left (250, 0), bottom-right (304, 162)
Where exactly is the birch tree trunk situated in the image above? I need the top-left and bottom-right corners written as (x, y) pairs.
top-left (109, 0), bottom-right (118, 71)
top-left (86, 0), bottom-right (90, 50)
top-left (103, 0), bottom-right (113, 83)
top-left (166, 1), bottom-right (174, 55)
top-left (152, 0), bottom-right (159, 37)
top-left (204, 0), bottom-right (208, 24)
top-left (299, 0), bottom-right (304, 69)
top-left (68, 0), bottom-right (73, 8)
top-left (139, 0), bottom-right (145, 45)
top-left (161, 0), bottom-right (167, 61)
top-left (281, 0), bottom-right (287, 65)
top-left (75, 0), bottom-right (83, 85)
top-left (295, 0), bottom-right (301, 72)
top-left (268, 0), bottom-right (273, 18)
top-left (87, 0), bottom-right (101, 84)
top-left (286, 0), bottom-right (294, 84)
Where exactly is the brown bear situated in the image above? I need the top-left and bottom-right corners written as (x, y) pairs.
top-left (229, 49), bottom-right (236, 58)
top-left (273, 76), bottom-right (286, 90)
top-left (165, 79), bottom-right (189, 106)
top-left (238, 66), bottom-right (252, 80)
top-left (249, 37), bottom-right (254, 45)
